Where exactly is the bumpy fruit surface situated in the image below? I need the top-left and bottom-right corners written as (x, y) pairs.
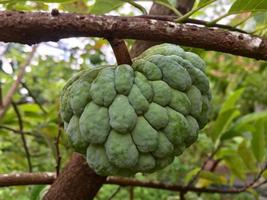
top-left (60, 44), bottom-right (211, 176)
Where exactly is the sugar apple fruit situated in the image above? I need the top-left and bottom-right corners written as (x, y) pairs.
top-left (60, 43), bottom-right (211, 177)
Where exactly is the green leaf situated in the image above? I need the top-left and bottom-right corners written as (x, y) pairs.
top-left (196, 0), bottom-right (217, 8)
top-left (153, 0), bottom-right (172, 5)
top-left (210, 108), bottom-right (240, 141)
top-left (0, 0), bottom-right (75, 3)
top-left (229, 0), bottom-right (267, 14)
top-left (89, 0), bottom-right (124, 14)
top-left (262, 169), bottom-right (267, 179)
top-left (30, 185), bottom-right (47, 200)
top-left (209, 89), bottom-right (244, 141)
top-left (224, 155), bottom-right (247, 180)
top-left (251, 119), bottom-right (266, 162)
top-left (184, 167), bottom-right (201, 184)
top-left (59, 0), bottom-right (89, 13)
top-left (222, 111), bottom-right (267, 140)
top-left (237, 140), bottom-right (257, 171)
top-left (220, 88), bottom-right (244, 113)
top-left (198, 171), bottom-right (227, 184)
top-left (32, 0), bottom-right (75, 2)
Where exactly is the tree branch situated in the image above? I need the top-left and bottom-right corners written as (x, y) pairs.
top-left (0, 165), bottom-right (266, 195)
top-left (187, 144), bottom-right (221, 186)
top-left (0, 12), bottom-right (266, 60)
top-left (0, 125), bottom-right (36, 137)
top-left (0, 45), bottom-right (37, 119)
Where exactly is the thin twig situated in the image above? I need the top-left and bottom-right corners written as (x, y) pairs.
top-left (187, 144), bottom-right (221, 187)
top-left (0, 45), bottom-right (38, 119)
top-left (21, 82), bottom-right (47, 114)
top-left (11, 101), bottom-right (32, 172)
top-left (0, 125), bottom-right (37, 137)
top-left (55, 113), bottom-right (62, 176)
top-left (107, 186), bottom-right (121, 200)
top-left (242, 162), bottom-right (267, 189)
top-left (253, 180), bottom-right (267, 189)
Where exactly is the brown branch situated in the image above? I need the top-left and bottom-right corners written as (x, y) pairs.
top-left (0, 12), bottom-right (266, 60)
top-left (108, 38), bottom-right (132, 65)
top-left (254, 180), bottom-right (267, 189)
top-left (0, 125), bottom-right (36, 136)
top-left (0, 172), bottom-right (56, 186)
top-left (0, 45), bottom-right (37, 119)
top-left (187, 144), bottom-right (221, 186)
top-left (242, 162), bottom-right (267, 189)
top-left (11, 102), bottom-right (32, 172)
top-left (0, 167), bottom-right (265, 194)
top-left (106, 177), bottom-right (245, 194)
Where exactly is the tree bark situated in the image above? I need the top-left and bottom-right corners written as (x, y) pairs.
top-left (130, 0), bottom-right (195, 57)
top-left (43, 153), bottom-right (106, 200)
top-left (0, 11), bottom-right (266, 60)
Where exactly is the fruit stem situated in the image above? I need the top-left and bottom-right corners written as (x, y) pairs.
top-left (108, 38), bottom-right (133, 65)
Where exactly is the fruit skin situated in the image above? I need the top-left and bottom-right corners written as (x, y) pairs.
top-left (60, 43), bottom-right (211, 177)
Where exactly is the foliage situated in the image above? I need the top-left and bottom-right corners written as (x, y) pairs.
top-left (0, 0), bottom-right (266, 200)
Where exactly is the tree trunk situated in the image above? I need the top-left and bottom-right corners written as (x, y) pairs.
top-left (43, 153), bottom-right (106, 200)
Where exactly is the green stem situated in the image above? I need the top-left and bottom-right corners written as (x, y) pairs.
top-left (175, 0), bottom-right (217, 23)
top-left (207, 13), bottom-right (232, 26)
top-left (154, 0), bottom-right (182, 17)
top-left (125, 0), bottom-right (148, 15)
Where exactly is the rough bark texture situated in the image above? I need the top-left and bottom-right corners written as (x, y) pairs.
top-left (0, 11), bottom-right (267, 60)
top-left (130, 0), bottom-right (195, 57)
top-left (43, 153), bottom-right (106, 200)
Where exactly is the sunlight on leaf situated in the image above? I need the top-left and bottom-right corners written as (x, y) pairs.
top-left (251, 119), bottom-right (266, 162)
top-left (89, 0), bottom-right (124, 14)
top-left (229, 0), bottom-right (267, 14)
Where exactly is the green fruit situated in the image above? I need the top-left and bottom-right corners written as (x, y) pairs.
top-left (60, 43), bottom-right (211, 176)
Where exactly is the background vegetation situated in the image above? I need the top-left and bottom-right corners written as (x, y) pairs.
top-left (0, 0), bottom-right (266, 199)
